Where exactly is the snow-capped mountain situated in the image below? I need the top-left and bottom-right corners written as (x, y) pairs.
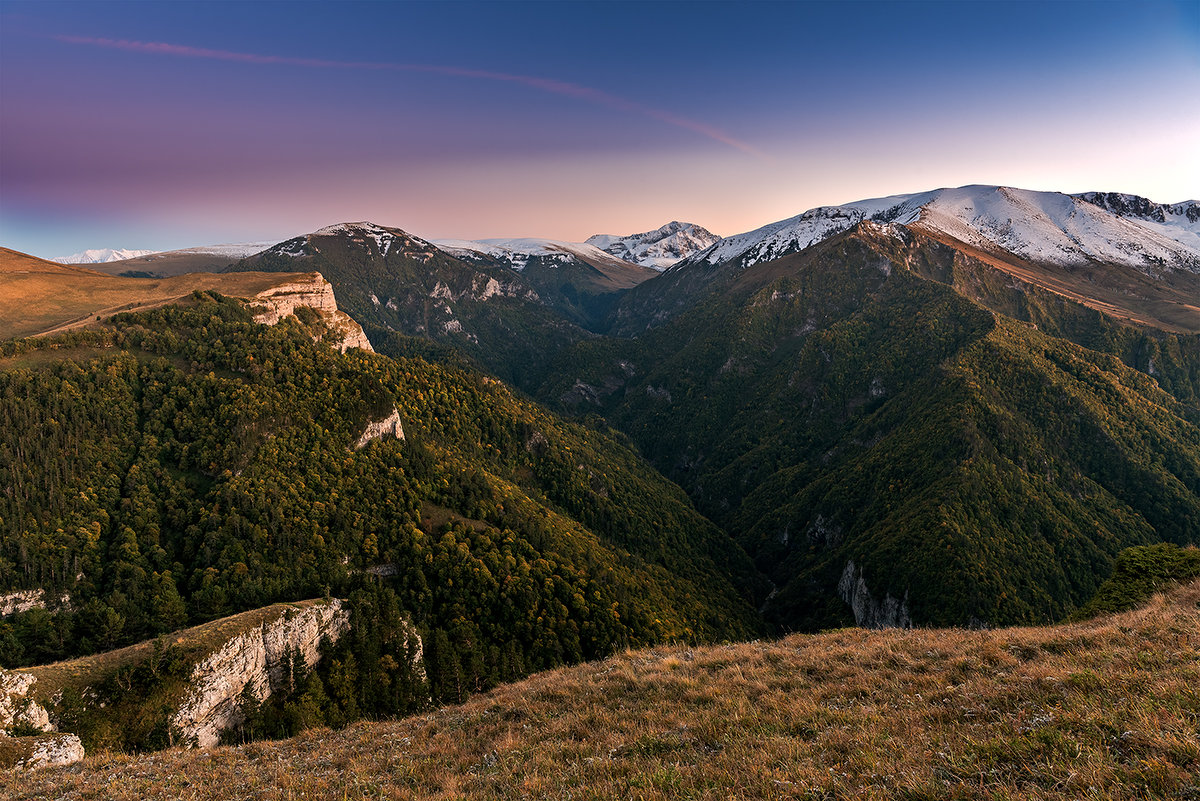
top-left (264, 222), bottom-right (441, 262)
top-left (433, 237), bottom-right (629, 272)
top-left (55, 248), bottom-right (159, 264)
top-left (682, 186), bottom-right (1200, 275)
top-left (683, 192), bottom-right (934, 270)
top-left (585, 222), bottom-right (721, 270)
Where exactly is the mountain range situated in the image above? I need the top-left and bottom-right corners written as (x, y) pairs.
top-left (3, 182), bottom-right (1199, 762)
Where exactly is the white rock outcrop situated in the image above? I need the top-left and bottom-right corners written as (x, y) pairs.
top-left (0, 590), bottom-right (46, 617)
top-left (0, 670), bottom-right (51, 733)
top-left (14, 733), bottom-right (85, 768)
top-left (251, 273), bottom-right (373, 353)
top-left (353, 408), bottom-right (405, 450)
top-left (837, 560), bottom-right (912, 629)
top-left (170, 601), bottom-right (349, 748)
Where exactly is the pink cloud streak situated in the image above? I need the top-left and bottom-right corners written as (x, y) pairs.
top-left (54, 35), bottom-right (764, 157)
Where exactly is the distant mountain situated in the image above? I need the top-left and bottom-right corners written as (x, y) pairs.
top-left (435, 237), bottom-right (658, 329)
top-left (610, 186), bottom-right (1200, 336)
top-left (434, 237), bottom-right (623, 272)
top-left (586, 221), bottom-right (721, 270)
top-left (91, 241), bottom-right (279, 277)
top-left (54, 248), bottom-right (158, 264)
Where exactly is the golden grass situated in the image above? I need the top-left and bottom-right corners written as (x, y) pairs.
top-left (0, 247), bottom-right (312, 340)
top-left (7, 582), bottom-right (1198, 799)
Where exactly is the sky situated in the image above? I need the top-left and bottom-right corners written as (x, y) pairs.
top-left (1, 0), bottom-right (1198, 259)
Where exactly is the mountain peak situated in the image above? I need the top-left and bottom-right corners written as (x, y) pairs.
top-left (585, 221), bottom-right (720, 270)
top-left (263, 222), bottom-right (437, 261)
top-left (682, 185), bottom-right (1200, 275)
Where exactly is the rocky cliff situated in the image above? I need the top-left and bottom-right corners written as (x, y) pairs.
top-left (171, 600), bottom-right (350, 748)
top-left (0, 670), bottom-right (51, 733)
top-left (0, 590), bottom-right (49, 618)
top-left (353, 407), bottom-right (405, 450)
top-left (837, 560), bottom-right (912, 629)
top-left (0, 732), bottom-right (85, 769)
top-left (0, 669), bottom-right (82, 769)
top-left (251, 272), bottom-right (373, 353)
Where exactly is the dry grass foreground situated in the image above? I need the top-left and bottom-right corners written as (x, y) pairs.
top-left (0, 247), bottom-right (310, 340)
top-left (7, 582), bottom-right (1199, 801)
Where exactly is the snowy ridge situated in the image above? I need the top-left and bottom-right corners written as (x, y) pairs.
top-left (681, 185), bottom-right (1200, 275)
top-left (161, 242), bottom-right (277, 258)
top-left (434, 237), bottom-right (621, 271)
top-left (681, 191), bottom-right (934, 271)
top-left (585, 222), bottom-right (720, 270)
top-left (914, 187), bottom-right (1200, 273)
top-left (1074, 192), bottom-right (1200, 253)
top-left (54, 248), bottom-right (159, 264)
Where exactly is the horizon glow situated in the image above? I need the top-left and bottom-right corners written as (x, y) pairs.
top-left (1, 0), bottom-right (1197, 258)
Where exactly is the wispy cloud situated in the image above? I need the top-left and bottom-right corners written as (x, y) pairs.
top-left (54, 35), bottom-right (764, 157)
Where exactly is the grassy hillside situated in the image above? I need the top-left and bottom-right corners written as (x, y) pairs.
top-left (0, 247), bottom-right (310, 340)
top-left (538, 226), bottom-right (1200, 629)
top-left (8, 579), bottom-right (1197, 799)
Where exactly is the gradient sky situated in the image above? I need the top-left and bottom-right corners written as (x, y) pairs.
top-left (1, 0), bottom-right (1197, 259)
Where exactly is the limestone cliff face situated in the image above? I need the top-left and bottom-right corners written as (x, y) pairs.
top-left (0, 670), bottom-right (51, 733)
top-left (251, 273), bottom-right (373, 353)
top-left (3, 733), bottom-right (85, 768)
top-left (837, 560), bottom-right (912, 629)
top-left (171, 600), bottom-right (349, 748)
top-left (353, 407), bottom-right (405, 450)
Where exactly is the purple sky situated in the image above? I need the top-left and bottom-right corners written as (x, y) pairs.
top-left (2, 1), bottom-right (1197, 258)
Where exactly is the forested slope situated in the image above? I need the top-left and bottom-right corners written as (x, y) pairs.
top-left (0, 293), bottom-right (762, 695)
top-left (538, 225), bottom-right (1200, 629)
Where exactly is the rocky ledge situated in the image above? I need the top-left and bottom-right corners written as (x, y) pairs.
top-left (171, 600), bottom-right (350, 748)
top-left (251, 273), bottom-right (373, 353)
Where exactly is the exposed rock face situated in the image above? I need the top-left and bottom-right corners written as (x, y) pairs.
top-left (10, 733), bottom-right (85, 768)
top-left (837, 560), bottom-right (912, 629)
top-left (251, 272), bottom-right (373, 353)
top-left (0, 670), bottom-right (51, 733)
top-left (171, 601), bottom-right (349, 748)
top-left (0, 590), bottom-right (47, 617)
top-left (353, 408), bottom-right (404, 450)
